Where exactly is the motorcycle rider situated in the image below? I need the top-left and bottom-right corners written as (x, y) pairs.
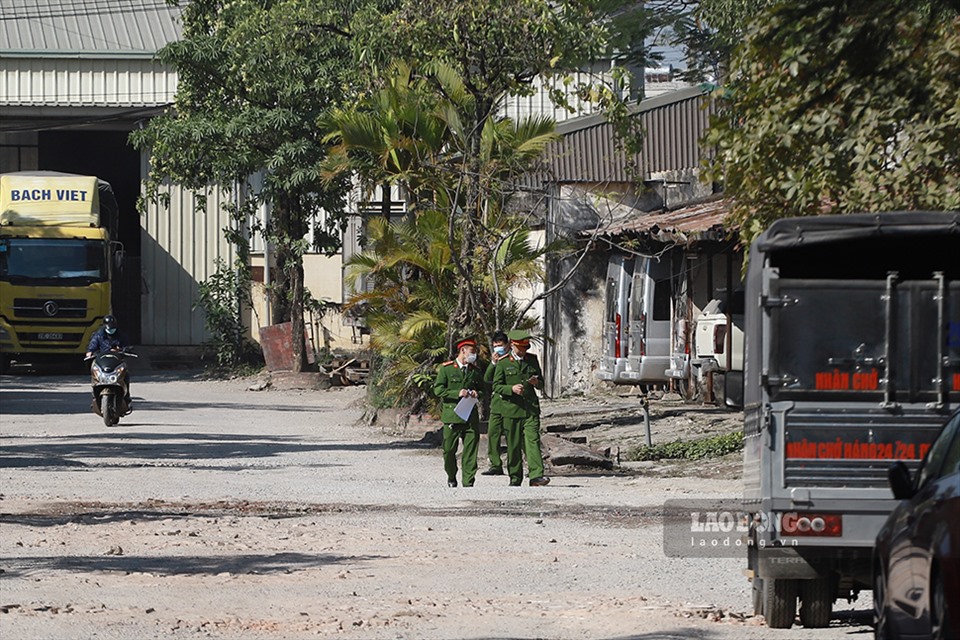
top-left (86, 315), bottom-right (132, 411)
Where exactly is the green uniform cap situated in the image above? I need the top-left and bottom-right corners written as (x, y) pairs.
top-left (455, 336), bottom-right (478, 351)
top-left (507, 329), bottom-right (533, 342)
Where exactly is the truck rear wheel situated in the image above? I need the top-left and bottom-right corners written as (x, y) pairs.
top-left (764, 578), bottom-right (797, 629)
top-left (751, 577), bottom-right (764, 616)
top-left (799, 575), bottom-right (833, 628)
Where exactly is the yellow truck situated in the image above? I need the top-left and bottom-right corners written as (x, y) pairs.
top-left (0, 172), bottom-right (120, 367)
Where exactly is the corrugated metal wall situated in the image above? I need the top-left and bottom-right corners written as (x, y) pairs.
top-left (140, 161), bottom-right (237, 345)
top-left (539, 87), bottom-right (714, 184)
top-left (639, 89), bottom-right (714, 177)
top-left (0, 58), bottom-right (177, 107)
top-left (501, 65), bottom-right (629, 125)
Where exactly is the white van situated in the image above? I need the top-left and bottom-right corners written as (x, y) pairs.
top-left (598, 255), bottom-right (673, 384)
top-left (598, 255), bottom-right (632, 381)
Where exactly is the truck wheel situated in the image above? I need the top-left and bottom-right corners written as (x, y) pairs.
top-left (799, 575), bottom-right (833, 628)
top-left (752, 577), bottom-right (764, 616)
top-left (764, 578), bottom-right (797, 629)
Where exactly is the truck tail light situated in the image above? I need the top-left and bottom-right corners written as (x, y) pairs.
top-left (780, 513), bottom-right (843, 537)
top-left (714, 325), bottom-right (727, 354)
top-left (639, 312), bottom-right (646, 356)
top-left (614, 313), bottom-right (622, 358)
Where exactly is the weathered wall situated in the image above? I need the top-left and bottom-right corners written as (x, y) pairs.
top-left (140, 177), bottom-right (235, 346)
top-left (246, 253), bottom-right (365, 354)
top-left (544, 185), bottom-right (648, 397)
top-left (545, 247), bottom-right (608, 396)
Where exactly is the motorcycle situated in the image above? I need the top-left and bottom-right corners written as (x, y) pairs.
top-left (86, 349), bottom-right (137, 427)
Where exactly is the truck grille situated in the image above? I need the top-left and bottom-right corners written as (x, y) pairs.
top-left (783, 408), bottom-right (946, 488)
top-left (18, 332), bottom-right (84, 344)
top-left (13, 298), bottom-right (87, 319)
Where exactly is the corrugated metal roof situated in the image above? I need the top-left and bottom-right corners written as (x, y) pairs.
top-left (595, 196), bottom-right (734, 244)
top-left (534, 86), bottom-right (715, 185)
top-left (0, 0), bottom-right (182, 57)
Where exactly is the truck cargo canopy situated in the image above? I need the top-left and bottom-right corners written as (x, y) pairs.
top-left (756, 211), bottom-right (960, 251)
top-left (0, 172), bottom-right (118, 237)
top-left (754, 211), bottom-right (960, 281)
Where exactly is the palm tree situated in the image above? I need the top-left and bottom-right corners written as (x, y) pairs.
top-left (328, 61), bottom-right (560, 410)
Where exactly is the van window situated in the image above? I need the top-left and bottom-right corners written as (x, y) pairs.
top-left (630, 271), bottom-right (646, 320)
top-left (653, 278), bottom-right (670, 321)
top-left (605, 277), bottom-right (618, 322)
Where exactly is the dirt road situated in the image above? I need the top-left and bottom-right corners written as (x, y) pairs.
top-left (0, 372), bottom-right (873, 639)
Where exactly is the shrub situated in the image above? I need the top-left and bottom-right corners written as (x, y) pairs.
top-left (627, 431), bottom-right (744, 461)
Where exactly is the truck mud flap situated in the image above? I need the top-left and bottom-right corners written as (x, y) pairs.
top-left (757, 546), bottom-right (819, 580)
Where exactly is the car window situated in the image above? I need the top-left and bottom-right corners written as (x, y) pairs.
top-left (916, 413), bottom-right (960, 488)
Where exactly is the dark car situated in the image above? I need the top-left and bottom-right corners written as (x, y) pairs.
top-left (874, 409), bottom-right (960, 640)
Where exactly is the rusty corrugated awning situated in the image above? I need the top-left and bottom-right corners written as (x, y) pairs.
top-left (591, 196), bottom-right (735, 244)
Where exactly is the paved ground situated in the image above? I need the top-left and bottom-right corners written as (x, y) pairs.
top-left (0, 371), bottom-right (874, 639)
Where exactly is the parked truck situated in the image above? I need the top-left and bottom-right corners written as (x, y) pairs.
top-left (742, 211), bottom-right (960, 628)
top-left (0, 172), bottom-right (120, 367)
top-left (693, 290), bottom-right (744, 407)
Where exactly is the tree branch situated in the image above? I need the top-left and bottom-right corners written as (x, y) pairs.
top-left (512, 211), bottom-right (605, 326)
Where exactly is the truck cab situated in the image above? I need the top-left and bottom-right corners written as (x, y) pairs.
top-left (693, 290), bottom-right (744, 406)
top-left (0, 172), bottom-right (118, 364)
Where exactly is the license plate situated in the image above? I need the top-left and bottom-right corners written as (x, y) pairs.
top-left (37, 333), bottom-right (63, 340)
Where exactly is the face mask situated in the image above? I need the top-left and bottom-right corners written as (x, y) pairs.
top-left (465, 353), bottom-right (477, 364)
top-left (493, 346), bottom-right (508, 356)
top-left (105, 327), bottom-right (117, 335)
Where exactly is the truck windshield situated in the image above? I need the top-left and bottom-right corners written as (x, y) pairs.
top-left (0, 238), bottom-right (108, 285)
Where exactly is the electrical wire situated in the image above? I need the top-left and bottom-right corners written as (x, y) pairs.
top-left (0, 0), bottom-right (175, 21)
top-left (1, 0), bottom-right (181, 52)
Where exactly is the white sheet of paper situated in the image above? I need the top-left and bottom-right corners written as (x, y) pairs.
top-left (454, 396), bottom-right (478, 421)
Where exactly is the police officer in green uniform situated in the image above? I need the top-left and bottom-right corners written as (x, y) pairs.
top-left (492, 330), bottom-right (550, 487)
top-left (433, 337), bottom-right (484, 487)
top-left (481, 331), bottom-right (509, 476)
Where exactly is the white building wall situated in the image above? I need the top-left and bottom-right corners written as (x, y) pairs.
top-left (500, 63), bottom-right (636, 124)
top-left (0, 58), bottom-right (177, 106)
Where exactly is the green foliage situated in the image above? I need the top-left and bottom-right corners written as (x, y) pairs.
top-left (352, 0), bottom-right (645, 103)
top-left (195, 257), bottom-right (261, 371)
top-left (132, 0), bottom-right (359, 208)
top-left (130, 0), bottom-right (674, 387)
top-left (667, 0), bottom-right (778, 82)
top-left (329, 60), bottom-right (562, 408)
top-left (627, 430), bottom-right (744, 461)
top-left (130, 0), bottom-right (372, 370)
top-left (704, 0), bottom-right (960, 247)
top-left (343, 207), bottom-right (543, 410)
